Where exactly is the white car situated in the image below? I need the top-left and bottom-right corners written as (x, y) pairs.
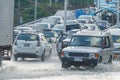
top-left (53, 20), bottom-right (81, 32)
top-left (77, 19), bottom-right (89, 24)
top-left (27, 23), bottom-right (51, 32)
top-left (83, 24), bottom-right (99, 30)
top-left (95, 20), bottom-right (111, 30)
top-left (12, 32), bottom-right (52, 61)
top-left (78, 15), bottom-right (95, 23)
top-left (48, 15), bottom-right (64, 24)
top-left (15, 27), bottom-right (34, 32)
top-left (53, 24), bottom-right (64, 35)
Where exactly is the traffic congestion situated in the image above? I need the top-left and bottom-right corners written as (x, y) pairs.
top-left (1, 0), bottom-right (120, 80)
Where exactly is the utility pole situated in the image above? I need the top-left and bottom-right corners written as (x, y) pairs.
top-left (49, 0), bottom-right (52, 6)
top-left (99, 0), bottom-right (100, 9)
top-left (64, 0), bottom-right (68, 32)
top-left (18, 0), bottom-right (21, 25)
top-left (34, 0), bottom-right (37, 20)
top-left (117, 0), bottom-right (120, 26)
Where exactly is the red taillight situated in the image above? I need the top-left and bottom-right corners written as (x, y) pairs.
top-left (61, 52), bottom-right (64, 57)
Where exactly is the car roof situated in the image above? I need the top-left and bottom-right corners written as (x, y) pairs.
top-left (73, 30), bottom-right (108, 37)
top-left (15, 27), bottom-right (33, 30)
top-left (20, 31), bottom-right (43, 35)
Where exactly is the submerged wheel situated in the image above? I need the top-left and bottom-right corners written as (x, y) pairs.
top-left (22, 57), bottom-right (25, 61)
top-left (41, 51), bottom-right (45, 62)
top-left (62, 62), bottom-right (70, 69)
top-left (99, 57), bottom-right (102, 63)
top-left (108, 56), bottom-right (112, 64)
top-left (14, 55), bottom-right (18, 61)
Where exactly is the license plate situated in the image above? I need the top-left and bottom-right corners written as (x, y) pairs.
top-left (24, 43), bottom-right (30, 47)
top-left (74, 57), bottom-right (83, 61)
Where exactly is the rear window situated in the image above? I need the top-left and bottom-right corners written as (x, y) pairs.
top-left (66, 24), bottom-right (80, 32)
top-left (17, 33), bottom-right (39, 41)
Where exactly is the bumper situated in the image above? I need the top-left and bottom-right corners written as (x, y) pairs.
top-left (61, 57), bottom-right (98, 66)
top-left (13, 47), bottom-right (41, 58)
top-left (14, 53), bottom-right (39, 58)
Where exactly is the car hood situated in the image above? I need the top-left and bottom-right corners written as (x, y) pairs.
top-left (114, 43), bottom-right (120, 49)
top-left (63, 46), bottom-right (102, 53)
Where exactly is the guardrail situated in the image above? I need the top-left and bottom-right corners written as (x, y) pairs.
top-left (15, 16), bottom-right (49, 27)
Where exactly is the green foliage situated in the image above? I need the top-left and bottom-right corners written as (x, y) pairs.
top-left (14, 0), bottom-right (94, 26)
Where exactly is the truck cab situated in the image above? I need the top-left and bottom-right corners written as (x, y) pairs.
top-left (61, 30), bottom-right (114, 68)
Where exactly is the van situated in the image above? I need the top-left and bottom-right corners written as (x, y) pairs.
top-left (61, 30), bottom-right (114, 68)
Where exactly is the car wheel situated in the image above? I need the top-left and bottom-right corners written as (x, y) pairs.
top-left (49, 49), bottom-right (52, 56)
top-left (99, 57), bottom-right (102, 63)
top-left (90, 63), bottom-right (97, 68)
top-left (41, 51), bottom-right (45, 62)
top-left (14, 54), bottom-right (18, 61)
top-left (108, 56), bottom-right (112, 64)
top-left (22, 57), bottom-right (25, 61)
top-left (62, 62), bottom-right (70, 69)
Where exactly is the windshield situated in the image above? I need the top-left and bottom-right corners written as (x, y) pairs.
top-left (43, 32), bottom-right (55, 38)
top-left (66, 24), bottom-right (80, 32)
top-left (38, 24), bottom-right (48, 28)
top-left (70, 36), bottom-right (102, 47)
top-left (96, 22), bottom-right (107, 26)
top-left (78, 20), bottom-right (86, 23)
top-left (17, 34), bottom-right (39, 41)
top-left (112, 35), bottom-right (120, 43)
top-left (79, 16), bottom-right (92, 21)
top-left (67, 30), bottom-right (78, 38)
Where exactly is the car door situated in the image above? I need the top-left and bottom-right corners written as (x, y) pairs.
top-left (101, 36), bottom-right (112, 63)
top-left (40, 35), bottom-right (51, 57)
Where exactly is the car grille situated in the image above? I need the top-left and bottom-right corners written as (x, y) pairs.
top-left (69, 52), bottom-right (89, 57)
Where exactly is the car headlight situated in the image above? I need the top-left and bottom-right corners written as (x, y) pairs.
top-left (89, 53), bottom-right (99, 58)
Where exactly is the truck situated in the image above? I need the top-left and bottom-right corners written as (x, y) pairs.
top-left (0, 0), bottom-right (14, 63)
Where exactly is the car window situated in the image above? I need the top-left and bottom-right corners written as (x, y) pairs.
top-left (112, 35), bottom-right (120, 43)
top-left (70, 36), bottom-right (103, 47)
top-left (102, 37), bottom-right (110, 48)
top-left (17, 34), bottom-right (39, 41)
top-left (41, 35), bottom-right (47, 42)
top-left (66, 24), bottom-right (80, 32)
top-left (58, 34), bottom-right (67, 42)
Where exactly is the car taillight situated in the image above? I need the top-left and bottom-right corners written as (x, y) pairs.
top-left (61, 51), bottom-right (64, 57)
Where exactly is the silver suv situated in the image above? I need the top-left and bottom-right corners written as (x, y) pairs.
top-left (61, 30), bottom-right (114, 68)
top-left (12, 32), bottom-right (52, 61)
